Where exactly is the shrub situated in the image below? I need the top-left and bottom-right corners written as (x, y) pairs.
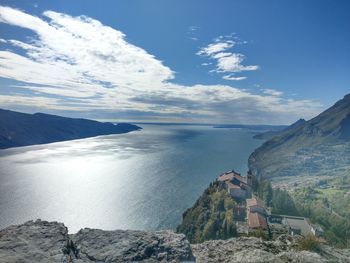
top-left (297, 235), bottom-right (321, 252)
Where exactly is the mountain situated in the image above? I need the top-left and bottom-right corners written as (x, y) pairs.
top-left (253, 119), bottom-right (306, 140)
top-left (248, 94), bottom-right (350, 179)
top-left (0, 109), bottom-right (141, 149)
top-left (214, 124), bottom-right (287, 131)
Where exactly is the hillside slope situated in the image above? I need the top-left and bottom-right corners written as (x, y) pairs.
top-left (253, 118), bottom-right (306, 140)
top-left (0, 109), bottom-right (141, 149)
top-left (249, 94), bottom-right (350, 179)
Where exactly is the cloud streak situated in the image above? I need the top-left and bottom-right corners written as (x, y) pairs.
top-left (0, 6), bottom-right (322, 124)
top-left (197, 36), bottom-right (258, 80)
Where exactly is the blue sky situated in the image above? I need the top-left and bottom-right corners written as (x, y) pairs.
top-left (0, 0), bottom-right (349, 124)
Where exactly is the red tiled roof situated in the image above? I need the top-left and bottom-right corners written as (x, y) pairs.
top-left (218, 170), bottom-right (247, 184)
top-left (217, 172), bottom-right (234, 182)
top-left (248, 212), bottom-right (267, 229)
top-left (246, 198), bottom-right (264, 208)
top-left (234, 174), bottom-right (247, 184)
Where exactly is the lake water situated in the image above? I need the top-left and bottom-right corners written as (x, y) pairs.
top-left (0, 125), bottom-right (262, 233)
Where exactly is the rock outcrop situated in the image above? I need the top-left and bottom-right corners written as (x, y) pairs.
top-left (72, 228), bottom-right (194, 262)
top-left (1, 220), bottom-right (350, 262)
top-left (192, 235), bottom-right (350, 263)
top-left (0, 220), bottom-right (68, 263)
top-left (0, 220), bottom-right (194, 263)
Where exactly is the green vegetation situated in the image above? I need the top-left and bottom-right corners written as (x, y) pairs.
top-left (177, 182), bottom-right (237, 243)
top-left (292, 186), bottom-right (350, 247)
top-left (257, 180), bottom-right (272, 206)
top-left (257, 180), bottom-right (298, 215)
top-left (297, 235), bottom-right (321, 252)
top-left (257, 177), bottom-right (350, 247)
top-left (177, 170), bottom-right (350, 246)
top-left (249, 228), bottom-right (269, 240)
top-left (270, 188), bottom-right (299, 215)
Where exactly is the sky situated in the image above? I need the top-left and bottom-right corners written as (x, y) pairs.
top-left (0, 0), bottom-right (349, 124)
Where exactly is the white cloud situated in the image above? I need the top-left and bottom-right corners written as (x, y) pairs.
top-left (188, 25), bottom-right (199, 31)
top-left (216, 53), bottom-right (259, 72)
top-left (0, 6), bottom-right (322, 124)
top-left (197, 38), bottom-right (259, 79)
top-left (197, 41), bottom-right (234, 56)
top-left (222, 75), bottom-right (247, 81)
top-left (262, 89), bottom-right (283, 97)
top-left (188, 25), bottom-right (199, 41)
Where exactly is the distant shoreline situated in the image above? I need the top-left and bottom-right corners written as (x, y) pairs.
top-left (0, 108), bottom-right (141, 150)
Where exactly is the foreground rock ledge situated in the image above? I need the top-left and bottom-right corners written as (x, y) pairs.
top-left (0, 220), bottom-right (194, 263)
top-left (0, 220), bottom-right (350, 262)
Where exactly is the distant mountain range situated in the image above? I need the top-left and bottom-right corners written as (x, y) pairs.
top-left (0, 109), bottom-right (141, 149)
top-left (214, 124), bottom-right (287, 131)
top-left (253, 119), bottom-right (306, 140)
top-left (249, 94), bottom-right (350, 179)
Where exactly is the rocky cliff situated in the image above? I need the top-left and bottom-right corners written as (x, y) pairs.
top-left (1, 220), bottom-right (350, 262)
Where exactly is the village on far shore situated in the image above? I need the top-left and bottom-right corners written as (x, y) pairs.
top-left (217, 170), bottom-right (325, 241)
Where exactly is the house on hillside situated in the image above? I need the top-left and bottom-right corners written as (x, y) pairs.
top-left (248, 212), bottom-right (268, 231)
top-left (311, 224), bottom-right (324, 237)
top-left (217, 170), bottom-right (252, 200)
top-left (267, 214), bottom-right (321, 238)
top-left (246, 197), bottom-right (268, 233)
top-left (227, 182), bottom-right (248, 199)
top-left (217, 171), bottom-right (235, 189)
top-left (267, 214), bottom-right (288, 237)
top-left (246, 197), bottom-right (267, 216)
top-left (283, 216), bottom-right (313, 236)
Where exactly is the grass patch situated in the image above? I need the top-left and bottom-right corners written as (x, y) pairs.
top-left (317, 188), bottom-right (343, 199)
top-left (297, 235), bottom-right (321, 252)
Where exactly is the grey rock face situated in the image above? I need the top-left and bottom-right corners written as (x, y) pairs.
top-left (0, 220), bottom-right (194, 263)
top-left (0, 219), bottom-right (68, 263)
top-left (191, 236), bottom-right (350, 263)
top-left (72, 228), bottom-right (194, 262)
top-left (1, 220), bottom-right (350, 262)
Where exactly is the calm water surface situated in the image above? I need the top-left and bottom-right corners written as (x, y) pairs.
top-left (0, 125), bottom-right (262, 232)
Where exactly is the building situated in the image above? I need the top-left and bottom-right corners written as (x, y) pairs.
top-left (247, 170), bottom-right (254, 187)
top-left (267, 214), bottom-right (288, 237)
top-left (311, 224), bottom-right (324, 237)
top-left (248, 211), bottom-right (268, 230)
top-left (282, 216), bottom-right (313, 236)
top-left (217, 171), bottom-right (235, 184)
top-left (227, 182), bottom-right (248, 199)
top-left (267, 214), bottom-right (321, 238)
top-left (246, 197), bottom-right (268, 233)
top-left (217, 170), bottom-right (252, 200)
top-left (246, 197), bottom-right (267, 216)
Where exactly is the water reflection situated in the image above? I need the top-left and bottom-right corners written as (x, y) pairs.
top-left (0, 125), bottom-right (262, 233)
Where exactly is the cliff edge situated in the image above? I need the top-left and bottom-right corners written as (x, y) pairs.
top-left (1, 220), bottom-right (350, 262)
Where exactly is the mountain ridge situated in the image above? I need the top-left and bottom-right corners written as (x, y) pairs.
top-left (248, 94), bottom-right (350, 179)
top-left (0, 109), bottom-right (141, 149)
top-left (253, 118), bottom-right (306, 140)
